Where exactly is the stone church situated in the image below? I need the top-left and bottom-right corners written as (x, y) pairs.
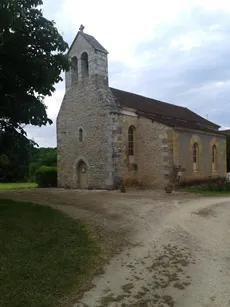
top-left (57, 27), bottom-right (226, 189)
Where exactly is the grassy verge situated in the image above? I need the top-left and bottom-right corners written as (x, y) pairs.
top-left (185, 187), bottom-right (230, 195)
top-left (0, 199), bottom-right (100, 307)
top-left (0, 182), bottom-right (37, 190)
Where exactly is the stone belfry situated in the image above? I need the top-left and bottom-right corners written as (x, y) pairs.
top-left (65, 24), bottom-right (109, 91)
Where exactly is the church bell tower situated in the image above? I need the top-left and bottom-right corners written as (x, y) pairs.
top-left (65, 25), bottom-right (109, 91)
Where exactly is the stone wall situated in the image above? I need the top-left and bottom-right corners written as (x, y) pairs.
top-left (66, 32), bottom-right (108, 91)
top-left (57, 30), bottom-right (124, 189)
top-left (57, 77), bottom-right (122, 189)
top-left (173, 128), bottom-right (226, 182)
top-left (119, 111), bottom-right (174, 188)
top-left (58, 30), bottom-right (227, 189)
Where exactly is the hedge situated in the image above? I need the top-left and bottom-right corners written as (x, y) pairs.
top-left (35, 166), bottom-right (57, 188)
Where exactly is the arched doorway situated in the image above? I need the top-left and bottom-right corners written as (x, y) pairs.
top-left (77, 160), bottom-right (88, 189)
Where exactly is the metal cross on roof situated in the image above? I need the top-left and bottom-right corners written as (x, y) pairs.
top-left (79, 24), bottom-right (85, 32)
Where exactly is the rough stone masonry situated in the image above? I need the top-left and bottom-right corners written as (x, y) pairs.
top-left (57, 27), bottom-right (226, 189)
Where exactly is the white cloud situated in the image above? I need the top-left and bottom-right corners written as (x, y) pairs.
top-left (54, 0), bottom-right (189, 65)
top-left (29, 0), bottom-right (230, 146)
top-left (170, 34), bottom-right (201, 51)
top-left (26, 123), bottom-right (57, 147)
top-left (170, 27), bottom-right (226, 51)
top-left (45, 85), bottom-right (65, 120)
top-left (194, 0), bottom-right (230, 12)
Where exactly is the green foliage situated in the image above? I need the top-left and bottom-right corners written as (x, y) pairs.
top-left (0, 154), bottom-right (9, 167)
top-left (0, 130), bottom-right (34, 182)
top-left (185, 177), bottom-right (230, 194)
top-left (29, 147), bottom-right (57, 166)
top-left (35, 166), bottom-right (57, 187)
top-left (207, 177), bottom-right (230, 192)
top-left (0, 199), bottom-right (100, 307)
top-left (0, 0), bottom-right (69, 138)
top-left (0, 143), bottom-right (57, 183)
top-left (0, 182), bottom-right (37, 189)
top-left (179, 177), bottom-right (221, 188)
top-left (39, 150), bottom-right (57, 166)
top-left (0, 0), bottom-right (69, 182)
top-left (29, 147), bottom-right (57, 181)
top-left (0, 0), bottom-right (67, 182)
top-left (0, 154), bottom-right (10, 182)
top-left (29, 162), bottom-right (39, 181)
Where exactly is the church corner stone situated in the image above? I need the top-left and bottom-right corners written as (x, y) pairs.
top-left (57, 29), bottom-right (122, 189)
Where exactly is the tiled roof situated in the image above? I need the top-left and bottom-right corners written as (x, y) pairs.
top-left (68, 31), bottom-right (108, 55)
top-left (110, 87), bottom-right (223, 134)
top-left (82, 33), bottom-right (108, 54)
top-left (221, 129), bottom-right (230, 135)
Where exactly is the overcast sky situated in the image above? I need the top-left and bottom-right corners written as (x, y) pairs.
top-left (26, 0), bottom-right (230, 147)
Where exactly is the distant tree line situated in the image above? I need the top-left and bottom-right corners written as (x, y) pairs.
top-left (0, 133), bottom-right (57, 183)
top-left (29, 147), bottom-right (57, 182)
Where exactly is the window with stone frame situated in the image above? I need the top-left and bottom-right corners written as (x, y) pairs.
top-left (79, 128), bottom-right (83, 142)
top-left (212, 144), bottom-right (217, 171)
top-left (71, 56), bottom-right (78, 84)
top-left (193, 142), bottom-right (199, 171)
top-left (128, 126), bottom-right (135, 156)
top-left (81, 52), bottom-right (89, 78)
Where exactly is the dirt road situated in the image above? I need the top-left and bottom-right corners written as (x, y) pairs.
top-left (1, 189), bottom-right (230, 306)
top-left (73, 193), bottom-right (230, 307)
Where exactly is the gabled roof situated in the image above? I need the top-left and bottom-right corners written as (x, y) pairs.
top-left (110, 87), bottom-right (222, 133)
top-left (221, 129), bottom-right (230, 135)
top-left (68, 31), bottom-right (108, 55)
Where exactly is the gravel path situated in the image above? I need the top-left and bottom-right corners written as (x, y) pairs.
top-left (74, 195), bottom-right (230, 307)
top-left (1, 189), bottom-right (230, 306)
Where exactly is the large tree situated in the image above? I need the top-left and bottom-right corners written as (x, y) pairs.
top-left (0, 130), bottom-right (33, 182)
top-left (0, 0), bottom-right (69, 138)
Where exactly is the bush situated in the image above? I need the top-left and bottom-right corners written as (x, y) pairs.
top-left (208, 177), bottom-right (230, 192)
top-left (35, 166), bottom-right (57, 188)
top-left (179, 177), bottom-right (224, 188)
top-left (29, 162), bottom-right (39, 182)
top-left (185, 177), bottom-right (230, 193)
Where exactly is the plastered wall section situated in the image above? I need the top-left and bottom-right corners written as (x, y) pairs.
top-left (119, 112), bottom-right (174, 188)
top-left (172, 128), bottom-right (226, 181)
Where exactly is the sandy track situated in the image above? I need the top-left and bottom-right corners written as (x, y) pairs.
top-left (74, 195), bottom-right (230, 307)
top-left (1, 189), bottom-right (230, 306)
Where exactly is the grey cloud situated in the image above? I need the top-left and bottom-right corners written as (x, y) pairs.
top-left (109, 6), bottom-right (230, 128)
top-left (26, 121), bottom-right (57, 147)
top-left (30, 4), bottom-right (230, 146)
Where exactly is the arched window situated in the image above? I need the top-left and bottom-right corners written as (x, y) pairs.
top-left (81, 52), bottom-right (89, 78)
top-left (71, 56), bottom-right (78, 84)
top-left (128, 126), bottom-right (135, 156)
top-left (212, 145), bottom-right (217, 171)
top-left (193, 142), bottom-right (199, 171)
top-left (79, 128), bottom-right (83, 142)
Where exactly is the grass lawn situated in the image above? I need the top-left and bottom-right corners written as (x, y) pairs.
top-left (0, 199), bottom-right (100, 307)
top-left (185, 187), bottom-right (230, 195)
top-left (0, 182), bottom-right (38, 190)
